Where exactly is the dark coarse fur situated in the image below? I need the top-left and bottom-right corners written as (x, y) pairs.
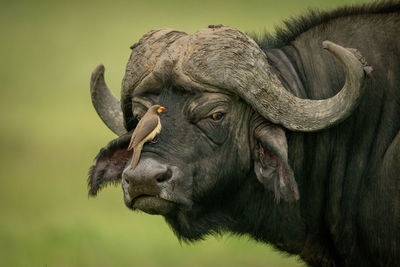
top-left (250, 0), bottom-right (400, 49)
top-left (241, 1), bottom-right (400, 266)
top-left (162, 1), bottom-right (400, 266)
top-left (89, 2), bottom-right (400, 267)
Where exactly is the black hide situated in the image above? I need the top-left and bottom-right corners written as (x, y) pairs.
top-left (89, 2), bottom-right (400, 266)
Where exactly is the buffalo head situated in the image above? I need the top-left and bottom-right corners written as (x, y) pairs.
top-left (88, 26), bottom-right (366, 240)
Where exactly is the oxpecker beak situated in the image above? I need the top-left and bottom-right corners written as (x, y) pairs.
top-left (157, 107), bottom-right (166, 113)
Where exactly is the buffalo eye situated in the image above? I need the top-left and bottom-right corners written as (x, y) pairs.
top-left (210, 112), bottom-right (224, 121)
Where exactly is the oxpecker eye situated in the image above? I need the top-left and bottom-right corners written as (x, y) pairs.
top-left (210, 112), bottom-right (224, 121)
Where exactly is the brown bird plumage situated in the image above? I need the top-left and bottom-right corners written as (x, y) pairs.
top-left (128, 105), bottom-right (165, 169)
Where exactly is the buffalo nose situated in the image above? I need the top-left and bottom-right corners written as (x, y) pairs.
top-left (123, 158), bottom-right (172, 185)
top-left (122, 158), bottom-right (173, 203)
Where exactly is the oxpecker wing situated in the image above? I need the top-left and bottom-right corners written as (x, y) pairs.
top-left (128, 115), bottom-right (159, 150)
top-left (128, 105), bottom-right (165, 169)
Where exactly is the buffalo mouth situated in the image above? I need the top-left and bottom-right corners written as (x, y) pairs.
top-left (126, 193), bottom-right (176, 215)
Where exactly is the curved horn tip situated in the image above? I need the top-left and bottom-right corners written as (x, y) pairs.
top-left (322, 40), bottom-right (373, 76)
top-left (89, 63), bottom-right (126, 136)
top-left (91, 64), bottom-right (105, 84)
top-left (322, 40), bottom-right (333, 50)
top-left (322, 40), bottom-right (345, 52)
top-left (91, 64), bottom-right (105, 80)
top-left (93, 64), bottom-right (105, 74)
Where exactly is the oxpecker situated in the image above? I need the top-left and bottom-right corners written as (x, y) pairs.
top-left (128, 105), bottom-right (166, 169)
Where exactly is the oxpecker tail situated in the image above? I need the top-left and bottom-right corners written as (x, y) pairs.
top-left (130, 144), bottom-right (143, 169)
top-left (127, 133), bottom-right (136, 151)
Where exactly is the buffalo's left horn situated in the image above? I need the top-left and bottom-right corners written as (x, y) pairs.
top-left (247, 41), bottom-right (367, 132)
top-left (90, 64), bottom-right (126, 136)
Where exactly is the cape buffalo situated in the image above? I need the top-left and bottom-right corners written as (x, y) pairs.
top-left (88, 2), bottom-right (400, 266)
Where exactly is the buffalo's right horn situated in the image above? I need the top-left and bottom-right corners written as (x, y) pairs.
top-left (90, 64), bottom-right (126, 136)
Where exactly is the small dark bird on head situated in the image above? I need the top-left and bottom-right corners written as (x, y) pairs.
top-left (128, 105), bottom-right (166, 169)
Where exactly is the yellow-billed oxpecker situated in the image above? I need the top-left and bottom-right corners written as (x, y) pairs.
top-left (128, 105), bottom-right (166, 169)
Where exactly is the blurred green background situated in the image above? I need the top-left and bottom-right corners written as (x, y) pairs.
top-left (0, 0), bottom-right (372, 266)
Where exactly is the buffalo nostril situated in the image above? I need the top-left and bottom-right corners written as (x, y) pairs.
top-left (155, 168), bottom-right (172, 183)
top-left (122, 172), bottom-right (130, 185)
top-left (121, 174), bottom-right (130, 196)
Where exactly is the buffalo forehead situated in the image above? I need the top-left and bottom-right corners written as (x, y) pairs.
top-left (122, 26), bottom-right (272, 99)
top-left (122, 28), bottom-right (187, 96)
top-left (176, 27), bottom-right (265, 92)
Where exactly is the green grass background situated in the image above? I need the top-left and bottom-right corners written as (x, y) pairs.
top-left (0, 0), bottom-right (372, 266)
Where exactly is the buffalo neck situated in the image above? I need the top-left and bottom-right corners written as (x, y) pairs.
top-left (230, 44), bottom-right (361, 264)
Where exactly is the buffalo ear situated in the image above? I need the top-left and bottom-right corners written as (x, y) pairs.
top-left (88, 132), bottom-right (132, 196)
top-left (253, 123), bottom-right (299, 203)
